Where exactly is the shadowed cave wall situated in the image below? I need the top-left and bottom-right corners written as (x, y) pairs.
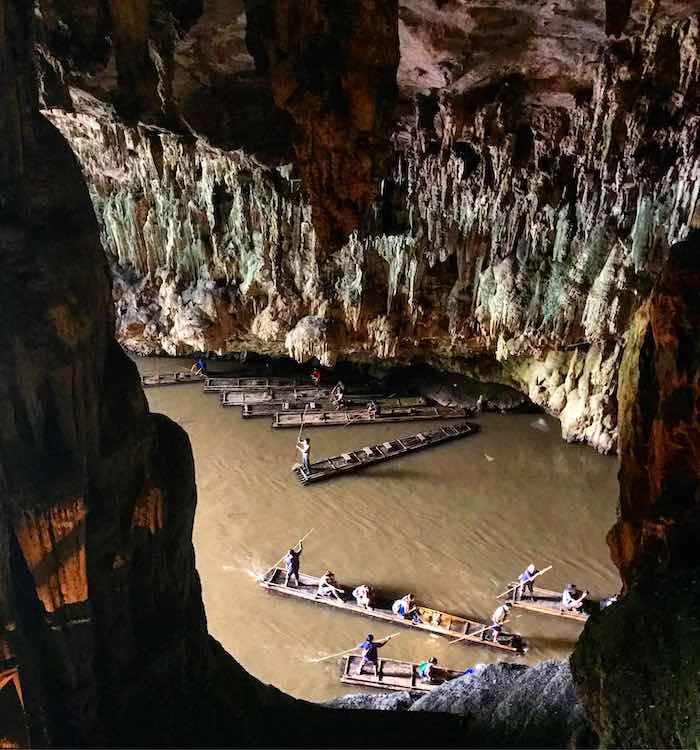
top-left (2, 0), bottom-right (700, 747)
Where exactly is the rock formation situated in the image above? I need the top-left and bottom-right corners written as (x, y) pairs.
top-left (571, 227), bottom-right (700, 748)
top-left (2, 1), bottom-right (468, 745)
top-left (329, 661), bottom-right (597, 748)
top-left (37, 1), bottom-right (700, 453)
top-left (3, 0), bottom-right (700, 747)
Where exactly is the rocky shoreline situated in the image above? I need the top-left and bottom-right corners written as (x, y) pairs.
top-left (327, 661), bottom-right (597, 748)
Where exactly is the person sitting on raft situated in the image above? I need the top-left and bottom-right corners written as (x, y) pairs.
top-left (392, 593), bottom-right (421, 623)
top-left (191, 356), bottom-right (207, 375)
top-left (352, 584), bottom-right (375, 610)
top-left (310, 368), bottom-right (321, 386)
top-left (561, 583), bottom-right (588, 611)
top-left (316, 570), bottom-right (344, 602)
top-left (355, 633), bottom-right (390, 676)
top-left (417, 657), bottom-right (438, 683)
top-left (283, 541), bottom-right (303, 587)
top-left (366, 400), bottom-right (380, 418)
top-left (516, 564), bottom-right (538, 601)
top-left (489, 602), bottom-right (512, 641)
top-left (296, 437), bottom-right (311, 474)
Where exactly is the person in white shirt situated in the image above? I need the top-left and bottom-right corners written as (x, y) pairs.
top-left (296, 437), bottom-right (311, 473)
top-left (562, 583), bottom-right (588, 611)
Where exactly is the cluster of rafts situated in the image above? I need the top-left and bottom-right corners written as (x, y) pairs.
top-left (142, 370), bottom-right (601, 692)
top-left (142, 372), bottom-right (479, 485)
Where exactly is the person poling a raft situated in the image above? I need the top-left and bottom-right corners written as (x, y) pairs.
top-left (355, 633), bottom-right (396, 676)
top-left (296, 436), bottom-right (311, 474)
top-left (284, 541), bottom-right (303, 587)
top-left (498, 564), bottom-right (553, 599)
top-left (489, 602), bottom-right (512, 642)
top-left (330, 381), bottom-right (345, 409)
top-left (516, 563), bottom-right (538, 601)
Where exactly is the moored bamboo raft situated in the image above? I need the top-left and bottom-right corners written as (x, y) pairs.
top-left (506, 586), bottom-right (590, 622)
top-left (273, 405), bottom-right (467, 429)
top-left (204, 376), bottom-right (308, 392)
top-left (140, 372), bottom-right (204, 387)
top-left (241, 396), bottom-right (426, 418)
top-left (294, 422), bottom-right (479, 485)
top-left (340, 655), bottom-right (463, 692)
top-left (221, 388), bottom-right (385, 406)
top-left (258, 568), bottom-right (522, 652)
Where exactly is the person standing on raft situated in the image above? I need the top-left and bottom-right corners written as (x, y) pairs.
top-left (355, 633), bottom-right (391, 676)
top-left (284, 541), bottom-right (303, 587)
top-left (516, 564), bottom-right (538, 601)
top-left (296, 437), bottom-right (311, 474)
top-left (310, 368), bottom-right (322, 386)
top-left (490, 602), bottom-right (512, 641)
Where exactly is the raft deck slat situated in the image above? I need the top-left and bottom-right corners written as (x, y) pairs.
top-left (140, 372), bottom-right (204, 388)
top-left (258, 569), bottom-right (522, 652)
top-left (240, 396), bottom-right (426, 417)
top-left (340, 655), bottom-right (463, 693)
top-left (273, 406), bottom-right (467, 428)
top-left (220, 388), bottom-right (385, 406)
top-left (295, 422), bottom-right (479, 485)
top-left (204, 376), bottom-right (310, 392)
top-left (508, 586), bottom-right (590, 622)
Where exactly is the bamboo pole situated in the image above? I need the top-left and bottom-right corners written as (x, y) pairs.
top-left (447, 623), bottom-right (496, 646)
top-left (259, 528), bottom-right (314, 581)
top-left (310, 633), bottom-right (400, 663)
top-left (497, 565), bottom-right (553, 599)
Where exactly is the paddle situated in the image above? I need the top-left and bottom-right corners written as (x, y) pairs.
top-left (310, 633), bottom-right (400, 663)
top-left (497, 565), bottom-right (553, 599)
top-left (259, 528), bottom-right (314, 581)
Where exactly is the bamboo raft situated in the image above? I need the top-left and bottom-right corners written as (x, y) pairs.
top-left (340, 655), bottom-right (463, 693)
top-left (241, 396), bottom-right (426, 418)
top-left (221, 388), bottom-right (385, 406)
top-left (507, 586), bottom-right (590, 622)
top-left (204, 376), bottom-right (309, 393)
top-left (294, 422), bottom-right (479, 485)
top-left (258, 569), bottom-right (522, 652)
top-left (273, 405), bottom-right (467, 429)
top-left (140, 372), bottom-right (204, 388)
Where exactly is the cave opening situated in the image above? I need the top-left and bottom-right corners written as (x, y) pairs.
top-left (3, 0), bottom-right (700, 747)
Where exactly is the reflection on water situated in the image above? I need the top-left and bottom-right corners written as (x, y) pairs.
top-left (137, 356), bottom-right (620, 702)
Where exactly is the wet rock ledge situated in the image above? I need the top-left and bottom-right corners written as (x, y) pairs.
top-left (327, 661), bottom-right (596, 748)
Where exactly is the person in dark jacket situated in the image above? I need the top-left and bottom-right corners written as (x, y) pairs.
top-left (284, 541), bottom-right (303, 587)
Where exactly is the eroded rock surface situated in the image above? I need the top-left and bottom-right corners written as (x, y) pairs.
top-left (39, 3), bottom-right (700, 452)
top-left (572, 228), bottom-right (700, 747)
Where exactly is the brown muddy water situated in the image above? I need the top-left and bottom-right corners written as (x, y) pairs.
top-left (136, 356), bottom-right (620, 702)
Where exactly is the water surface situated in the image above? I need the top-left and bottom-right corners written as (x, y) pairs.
top-left (137, 357), bottom-right (620, 702)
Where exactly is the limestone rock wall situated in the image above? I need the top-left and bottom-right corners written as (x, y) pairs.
top-left (0, 2), bottom-right (468, 745)
top-left (571, 228), bottom-right (700, 747)
top-left (45, 10), bottom-right (700, 452)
